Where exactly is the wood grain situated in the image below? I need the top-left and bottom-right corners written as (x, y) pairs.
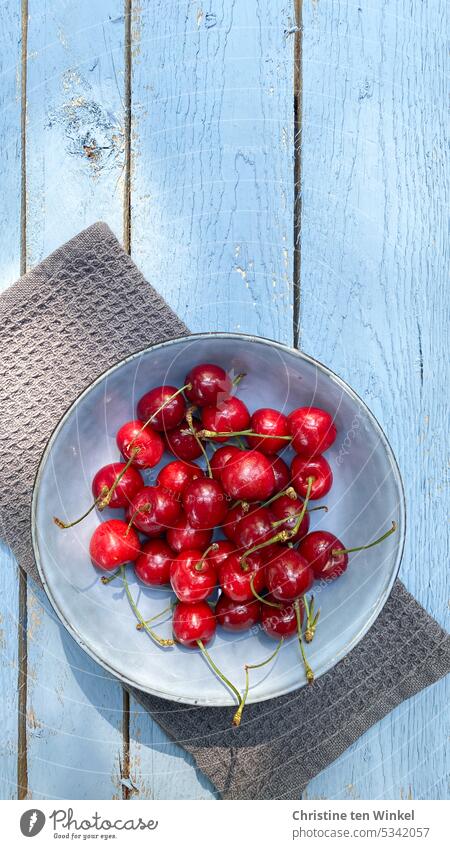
top-left (127, 0), bottom-right (295, 798)
top-left (0, 1), bottom-right (23, 799)
top-left (23, 0), bottom-right (127, 799)
top-left (299, 0), bottom-right (449, 800)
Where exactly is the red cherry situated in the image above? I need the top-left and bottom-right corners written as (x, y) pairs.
top-left (234, 506), bottom-right (274, 550)
top-left (134, 539), bottom-right (173, 586)
top-left (291, 454), bottom-right (333, 500)
top-left (247, 407), bottom-right (290, 455)
top-left (166, 513), bottom-right (213, 553)
top-left (222, 501), bottom-right (249, 542)
top-left (172, 600), bottom-right (216, 647)
top-left (116, 420), bottom-right (164, 469)
top-left (297, 530), bottom-right (348, 581)
top-left (218, 552), bottom-right (265, 602)
top-left (137, 385), bottom-right (186, 431)
top-left (261, 597), bottom-right (303, 639)
top-left (170, 548), bottom-right (217, 602)
top-left (89, 519), bottom-right (140, 571)
top-left (183, 478), bottom-right (228, 530)
top-left (201, 397), bottom-right (250, 443)
top-left (265, 545), bottom-right (314, 602)
top-left (92, 462), bottom-right (143, 509)
top-left (298, 521), bottom-right (398, 582)
top-left (287, 406), bottom-right (337, 457)
top-left (156, 460), bottom-right (204, 498)
top-left (210, 445), bottom-right (242, 481)
top-left (216, 595), bottom-right (261, 631)
top-left (269, 493), bottom-right (310, 542)
top-left (203, 539), bottom-right (236, 569)
top-left (221, 449), bottom-right (275, 502)
top-left (127, 486), bottom-right (181, 535)
top-left (270, 456), bottom-right (291, 493)
top-left (185, 363), bottom-right (232, 407)
top-left (165, 418), bottom-right (203, 461)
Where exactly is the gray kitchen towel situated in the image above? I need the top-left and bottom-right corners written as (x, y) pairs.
top-left (1, 222), bottom-right (449, 799)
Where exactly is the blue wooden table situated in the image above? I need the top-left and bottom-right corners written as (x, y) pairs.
top-left (0, 0), bottom-right (448, 800)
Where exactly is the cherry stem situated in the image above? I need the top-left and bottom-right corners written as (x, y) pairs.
top-left (332, 521), bottom-right (397, 556)
top-left (294, 599), bottom-right (314, 684)
top-left (136, 603), bottom-right (174, 630)
top-left (232, 638), bottom-right (283, 727)
top-left (303, 594), bottom-right (320, 643)
top-left (53, 448), bottom-right (141, 529)
top-left (120, 566), bottom-right (174, 647)
top-left (132, 383), bottom-right (192, 444)
top-left (232, 372), bottom-right (246, 387)
top-left (249, 574), bottom-right (282, 608)
top-left (241, 477), bottom-right (314, 567)
top-left (197, 428), bottom-right (292, 441)
top-left (186, 406), bottom-right (213, 478)
top-left (125, 502), bottom-right (151, 535)
top-left (196, 639), bottom-right (241, 706)
top-left (101, 568), bottom-right (122, 584)
top-left (261, 486), bottom-right (297, 509)
top-left (230, 499), bottom-right (249, 512)
top-left (53, 488), bottom-right (108, 529)
top-left (194, 542), bottom-right (219, 572)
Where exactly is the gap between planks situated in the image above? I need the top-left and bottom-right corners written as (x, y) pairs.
top-left (121, 0), bottom-right (133, 800)
top-left (293, 0), bottom-right (303, 349)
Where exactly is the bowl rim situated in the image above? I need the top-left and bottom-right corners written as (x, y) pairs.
top-left (31, 331), bottom-right (406, 705)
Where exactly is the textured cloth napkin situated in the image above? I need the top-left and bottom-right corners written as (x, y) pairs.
top-left (1, 222), bottom-right (449, 799)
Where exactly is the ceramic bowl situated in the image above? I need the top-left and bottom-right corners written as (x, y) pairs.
top-left (32, 333), bottom-right (405, 705)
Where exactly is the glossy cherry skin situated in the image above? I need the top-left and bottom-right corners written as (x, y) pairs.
top-left (116, 420), bottom-right (164, 469)
top-left (89, 519), bottom-right (140, 571)
top-left (269, 493), bottom-right (310, 543)
top-left (261, 597), bottom-right (303, 639)
top-left (166, 513), bottom-right (213, 553)
top-left (170, 548), bottom-right (217, 602)
top-left (287, 407), bottom-right (337, 457)
top-left (172, 601), bottom-right (216, 647)
top-left (247, 407), bottom-right (290, 455)
top-left (221, 449), bottom-right (275, 502)
top-left (203, 540), bottom-right (236, 569)
top-left (210, 445), bottom-right (242, 481)
top-left (265, 545), bottom-right (314, 602)
top-left (234, 506), bottom-right (274, 550)
top-left (201, 397), bottom-right (250, 443)
top-left (270, 456), bottom-right (291, 493)
top-left (291, 454), bottom-right (333, 500)
top-left (156, 460), bottom-right (203, 499)
top-left (136, 385), bottom-right (186, 431)
top-left (185, 363), bottom-right (232, 407)
top-left (216, 595), bottom-right (261, 632)
top-left (183, 478), bottom-right (228, 530)
top-left (223, 501), bottom-right (249, 542)
top-left (127, 486), bottom-right (181, 536)
top-left (297, 530), bottom-right (348, 581)
top-left (165, 418), bottom-right (203, 461)
top-left (218, 552), bottom-right (265, 602)
top-left (134, 539), bottom-right (173, 586)
top-left (92, 462), bottom-right (143, 509)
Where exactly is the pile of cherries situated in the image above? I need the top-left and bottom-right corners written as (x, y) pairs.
top-left (56, 362), bottom-right (395, 724)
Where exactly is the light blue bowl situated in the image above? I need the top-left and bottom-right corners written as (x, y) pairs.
top-left (32, 333), bottom-right (405, 706)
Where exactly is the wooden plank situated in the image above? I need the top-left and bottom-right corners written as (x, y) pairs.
top-left (0, 1), bottom-right (22, 800)
top-left (128, 0), bottom-right (295, 797)
top-left (299, 0), bottom-right (449, 799)
top-left (24, 0), bottom-right (127, 799)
